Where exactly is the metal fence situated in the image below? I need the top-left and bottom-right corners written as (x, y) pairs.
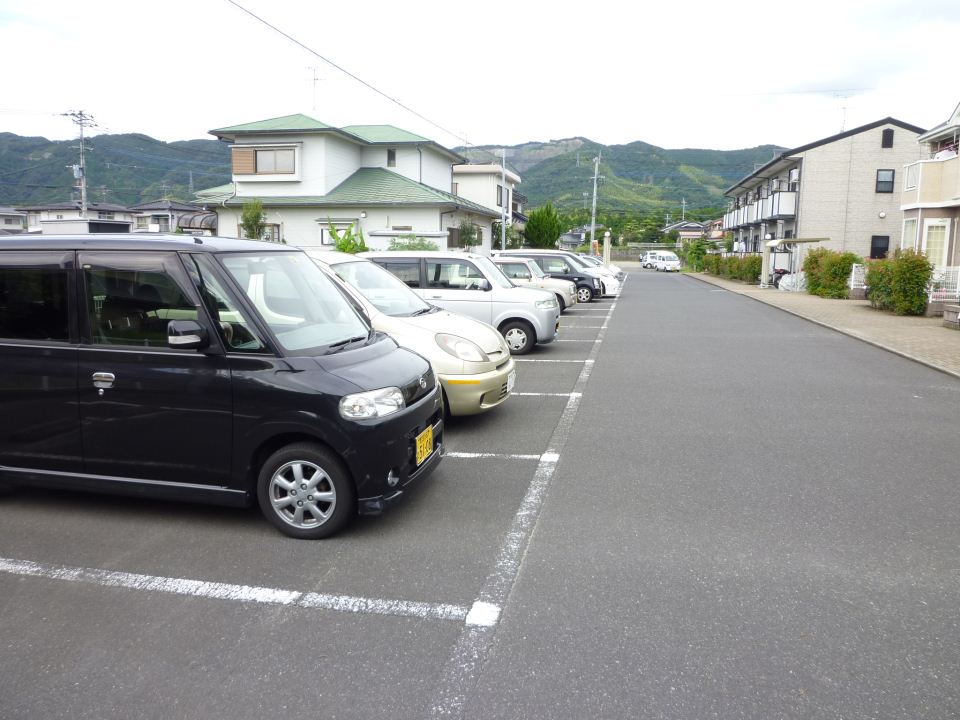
top-left (849, 264), bottom-right (867, 290)
top-left (929, 266), bottom-right (960, 303)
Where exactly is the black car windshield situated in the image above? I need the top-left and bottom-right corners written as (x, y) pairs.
top-left (220, 252), bottom-right (370, 355)
top-left (331, 259), bottom-right (433, 317)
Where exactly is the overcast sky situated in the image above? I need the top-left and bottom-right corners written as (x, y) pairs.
top-left (1, 0), bottom-right (957, 154)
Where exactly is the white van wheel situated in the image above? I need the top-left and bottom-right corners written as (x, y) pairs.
top-left (500, 320), bottom-right (535, 355)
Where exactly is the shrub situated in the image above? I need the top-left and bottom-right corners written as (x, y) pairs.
top-left (803, 248), bottom-right (862, 298)
top-left (701, 254), bottom-right (761, 282)
top-left (388, 234), bottom-right (438, 251)
top-left (866, 259), bottom-right (894, 310)
top-left (865, 250), bottom-right (931, 315)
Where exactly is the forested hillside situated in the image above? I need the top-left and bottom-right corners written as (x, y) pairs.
top-left (459, 138), bottom-right (784, 217)
top-left (0, 129), bottom-right (781, 218)
top-left (0, 132), bottom-right (231, 206)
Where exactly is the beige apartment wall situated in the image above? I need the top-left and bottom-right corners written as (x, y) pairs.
top-left (797, 124), bottom-right (923, 258)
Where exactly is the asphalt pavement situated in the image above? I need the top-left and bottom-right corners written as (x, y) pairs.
top-left (2, 268), bottom-right (958, 719)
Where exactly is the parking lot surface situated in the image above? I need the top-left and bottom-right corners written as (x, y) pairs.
top-left (3, 269), bottom-right (959, 719)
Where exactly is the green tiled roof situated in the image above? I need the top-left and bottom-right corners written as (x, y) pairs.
top-left (340, 125), bottom-right (431, 144)
top-left (210, 114), bottom-right (332, 135)
top-left (224, 168), bottom-right (498, 217)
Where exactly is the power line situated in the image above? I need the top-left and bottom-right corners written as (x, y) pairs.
top-left (226, 0), bottom-right (468, 147)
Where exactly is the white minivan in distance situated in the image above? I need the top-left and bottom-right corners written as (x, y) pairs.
top-left (362, 250), bottom-right (560, 355)
top-left (653, 252), bottom-right (681, 272)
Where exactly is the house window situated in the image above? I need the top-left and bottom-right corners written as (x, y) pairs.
top-left (238, 223), bottom-right (282, 242)
top-left (497, 185), bottom-right (505, 207)
top-left (788, 168), bottom-right (800, 191)
top-left (870, 235), bottom-right (890, 259)
top-left (387, 149), bottom-right (396, 167)
top-left (98, 211), bottom-right (115, 219)
top-left (881, 129), bottom-right (894, 148)
top-left (901, 218), bottom-right (918, 251)
top-left (391, 226), bottom-right (413, 232)
top-left (256, 148), bottom-right (295, 174)
top-left (905, 163), bottom-right (919, 190)
top-left (136, 216), bottom-right (149, 230)
top-left (875, 169), bottom-right (895, 193)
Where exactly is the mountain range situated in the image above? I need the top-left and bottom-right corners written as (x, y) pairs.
top-left (0, 131), bottom-right (783, 215)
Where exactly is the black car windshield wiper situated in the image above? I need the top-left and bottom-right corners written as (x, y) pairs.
top-left (410, 306), bottom-right (436, 316)
top-left (324, 334), bottom-right (369, 353)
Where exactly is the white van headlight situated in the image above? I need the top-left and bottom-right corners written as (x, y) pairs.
top-left (436, 333), bottom-right (489, 362)
top-left (339, 387), bottom-right (405, 419)
top-left (535, 298), bottom-right (559, 309)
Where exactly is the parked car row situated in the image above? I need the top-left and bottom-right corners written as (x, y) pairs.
top-left (0, 237), bottom-right (623, 542)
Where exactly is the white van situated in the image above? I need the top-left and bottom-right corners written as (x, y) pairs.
top-left (362, 250), bottom-right (560, 355)
top-left (653, 252), bottom-right (681, 272)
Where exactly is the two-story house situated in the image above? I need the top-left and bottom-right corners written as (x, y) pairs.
top-left (128, 199), bottom-right (210, 235)
top-left (662, 220), bottom-right (705, 245)
top-left (0, 207), bottom-right (25, 234)
top-left (17, 202), bottom-right (134, 234)
top-left (723, 118), bottom-right (925, 266)
top-left (452, 162), bottom-right (528, 245)
top-left (900, 101), bottom-right (960, 269)
top-left (203, 115), bottom-right (499, 251)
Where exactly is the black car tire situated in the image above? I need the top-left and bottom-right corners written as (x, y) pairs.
top-left (257, 442), bottom-right (355, 539)
top-left (554, 293), bottom-right (567, 312)
top-left (576, 286), bottom-right (594, 303)
top-left (500, 320), bottom-right (536, 355)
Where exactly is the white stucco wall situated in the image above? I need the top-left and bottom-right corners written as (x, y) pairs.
top-left (797, 123), bottom-right (923, 257)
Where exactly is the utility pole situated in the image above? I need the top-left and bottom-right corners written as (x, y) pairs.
top-left (681, 197), bottom-right (687, 221)
top-left (500, 148), bottom-right (508, 251)
top-left (589, 151), bottom-right (601, 252)
top-left (62, 110), bottom-right (96, 218)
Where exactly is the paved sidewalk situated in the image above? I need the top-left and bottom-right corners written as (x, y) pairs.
top-left (685, 271), bottom-right (960, 379)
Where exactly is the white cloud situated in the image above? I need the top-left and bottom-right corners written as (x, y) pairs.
top-left (0, 0), bottom-right (957, 152)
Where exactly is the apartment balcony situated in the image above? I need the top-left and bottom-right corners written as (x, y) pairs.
top-left (760, 191), bottom-right (797, 220)
top-left (902, 155), bottom-right (960, 207)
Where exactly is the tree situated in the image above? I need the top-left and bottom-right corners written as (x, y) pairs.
top-left (524, 203), bottom-right (563, 248)
top-left (240, 199), bottom-right (266, 240)
top-left (457, 219), bottom-right (480, 248)
top-left (492, 221), bottom-right (523, 249)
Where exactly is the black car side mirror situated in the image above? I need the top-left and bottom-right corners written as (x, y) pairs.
top-left (167, 319), bottom-right (210, 350)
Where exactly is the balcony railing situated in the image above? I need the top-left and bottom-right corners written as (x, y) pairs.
top-left (901, 155), bottom-right (960, 206)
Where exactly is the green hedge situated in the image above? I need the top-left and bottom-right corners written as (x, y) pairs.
top-left (802, 248), bottom-right (862, 298)
top-left (866, 249), bottom-right (932, 315)
top-left (702, 254), bottom-right (762, 283)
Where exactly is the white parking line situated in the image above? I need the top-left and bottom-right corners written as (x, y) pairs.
top-left (513, 358), bottom-right (593, 363)
top-left (561, 325), bottom-right (606, 329)
top-left (444, 452), bottom-right (540, 461)
top-left (429, 285), bottom-right (617, 718)
top-left (511, 392), bottom-right (579, 397)
top-left (0, 557), bottom-right (469, 623)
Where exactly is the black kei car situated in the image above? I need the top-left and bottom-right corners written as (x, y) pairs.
top-left (0, 235), bottom-right (444, 539)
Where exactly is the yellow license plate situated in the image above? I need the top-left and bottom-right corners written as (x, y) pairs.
top-left (415, 425), bottom-right (433, 466)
